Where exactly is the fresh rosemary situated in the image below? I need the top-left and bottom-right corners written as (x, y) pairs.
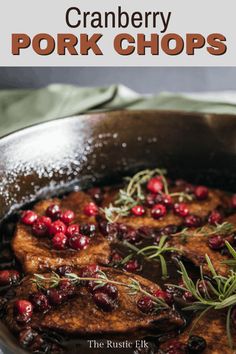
top-left (175, 222), bottom-right (235, 244)
top-left (100, 168), bottom-right (192, 222)
top-left (32, 270), bottom-right (169, 310)
top-left (123, 235), bottom-right (181, 279)
top-left (222, 241), bottom-right (236, 268)
top-left (172, 255), bottom-right (236, 348)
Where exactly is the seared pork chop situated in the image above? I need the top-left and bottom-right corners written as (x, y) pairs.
top-left (12, 192), bottom-right (111, 273)
top-left (5, 268), bottom-right (184, 335)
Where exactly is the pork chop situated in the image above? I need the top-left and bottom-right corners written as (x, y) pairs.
top-left (12, 192), bottom-right (111, 273)
top-left (5, 268), bottom-right (184, 335)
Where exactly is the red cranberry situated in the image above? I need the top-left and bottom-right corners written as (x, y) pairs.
top-left (163, 339), bottom-right (187, 354)
top-left (184, 290), bottom-right (195, 302)
top-left (145, 194), bottom-right (156, 208)
top-left (30, 293), bottom-right (49, 312)
top-left (160, 224), bottom-right (178, 236)
top-left (110, 251), bottom-right (123, 264)
top-left (56, 265), bottom-right (73, 276)
top-left (151, 204), bottom-right (167, 219)
top-left (93, 284), bottom-right (118, 300)
top-left (123, 259), bottom-right (141, 273)
top-left (99, 220), bottom-right (109, 236)
top-left (153, 289), bottom-right (172, 304)
top-left (32, 219), bottom-right (48, 237)
top-left (174, 203), bottom-right (189, 217)
top-left (187, 335), bottom-right (206, 353)
top-left (66, 224), bottom-right (80, 238)
top-left (49, 220), bottom-right (67, 236)
top-left (184, 214), bottom-right (202, 228)
top-left (147, 177), bottom-right (163, 194)
top-left (69, 234), bottom-right (90, 250)
top-left (59, 279), bottom-right (76, 299)
top-left (231, 194), bottom-right (236, 209)
top-left (80, 264), bottom-right (100, 278)
top-left (14, 300), bottom-right (33, 323)
top-left (137, 296), bottom-right (154, 313)
top-left (208, 235), bottom-right (225, 250)
top-left (123, 229), bottom-right (140, 244)
top-left (154, 193), bottom-right (173, 208)
top-left (88, 188), bottom-right (103, 205)
top-left (46, 204), bottom-right (61, 220)
top-left (80, 223), bottom-right (96, 237)
top-left (38, 216), bottom-right (52, 228)
top-left (60, 210), bottom-right (75, 225)
top-left (47, 289), bottom-right (63, 306)
top-left (131, 205), bottom-right (145, 216)
top-left (21, 210), bottom-right (38, 225)
top-left (194, 186), bottom-right (209, 200)
top-left (0, 270), bottom-right (20, 286)
top-left (137, 226), bottom-right (156, 239)
top-left (83, 202), bottom-right (98, 216)
top-left (93, 292), bottom-right (116, 312)
top-left (51, 232), bottom-right (68, 250)
top-left (208, 210), bottom-right (223, 225)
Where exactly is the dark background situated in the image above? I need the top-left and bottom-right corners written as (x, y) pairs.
top-left (0, 67), bottom-right (236, 93)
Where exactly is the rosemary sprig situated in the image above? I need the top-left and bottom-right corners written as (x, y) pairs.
top-left (32, 270), bottom-right (169, 310)
top-left (222, 241), bottom-right (236, 268)
top-left (172, 255), bottom-right (236, 348)
top-left (100, 168), bottom-right (192, 222)
top-left (174, 222), bottom-right (235, 244)
top-left (123, 236), bottom-right (181, 278)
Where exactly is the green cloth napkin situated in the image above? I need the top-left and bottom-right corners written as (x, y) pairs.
top-left (1, 84), bottom-right (236, 137)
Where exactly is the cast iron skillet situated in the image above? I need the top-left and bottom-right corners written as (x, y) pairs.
top-left (0, 110), bottom-right (236, 354)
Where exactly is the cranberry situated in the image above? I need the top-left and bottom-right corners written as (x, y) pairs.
top-left (60, 210), bottom-right (75, 225)
top-left (184, 290), bottom-right (195, 302)
top-left (52, 232), bottom-right (68, 250)
top-left (155, 193), bottom-right (173, 208)
top-left (32, 219), bottom-right (48, 237)
top-left (88, 188), bottom-right (103, 205)
top-left (93, 284), bottom-right (118, 300)
top-left (66, 224), bottom-right (80, 238)
top-left (163, 339), bottom-right (187, 354)
top-left (231, 194), bottom-right (236, 209)
top-left (59, 279), bottom-right (76, 299)
top-left (187, 335), bottom-right (206, 353)
top-left (131, 205), bottom-right (145, 217)
top-left (185, 184), bottom-right (195, 194)
top-left (145, 194), bottom-right (156, 208)
top-left (137, 226), bottom-right (156, 239)
top-left (123, 259), bottom-right (141, 273)
top-left (83, 202), bottom-right (98, 216)
top-left (184, 215), bottom-right (202, 228)
top-left (99, 220), bottom-right (109, 236)
top-left (151, 204), bottom-right (167, 219)
top-left (14, 300), bottom-right (33, 323)
top-left (194, 186), bottom-right (209, 200)
top-left (47, 288), bottom-right (63, 306)
top-left (80, 264), bottom-right (100, 278)
top-left (110, 251), bottom-right (123, 264)
top-left (49, 220), bottom-right (67, 236)
top-left (80, 223), bottom-right (96, 237)
top-left (93, 292), bottom-right (116, 312)
top-left (30, 293), bottom-right (49, 312)
top-left (38, 216), bottom-right (52, 228)
top-left (122, 229), bottom-right (140, 244)
top-left (21, 210), bottom-right (38, 225)
top-left (153, 289), bottom-right (172, 304)
top-left (208, 235), bottom-right (225, 250)
top-left (0, 270), bottom-right (20, 286)
top-left (160, 224), bottom-right (178, 236)
top-left (208, 210), bottom-right (223, 225)
top-left (69, 234), bottom-right (90, 250)
top-left (137, 296), bottom-right (154, 313)
top-left (174, 203), bottom-right (189, 217)
top-left (18, 327), bottom-right (37, 348)
top-left (46, 204), bottom-right (61, 220)
top-left (56, 265), bottom-right (73, 276)
top-left (147, 177), bottom-right (163, 194)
